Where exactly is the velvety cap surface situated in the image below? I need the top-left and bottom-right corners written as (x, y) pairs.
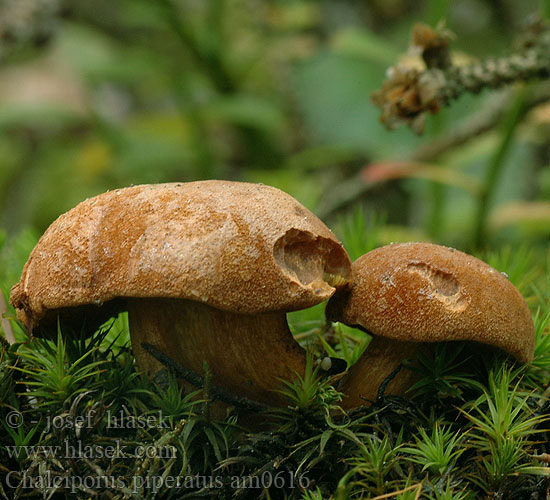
top-left (326, 242), bottom-right (534, 362)
top-left (11, 181), bottom-right (351, 327)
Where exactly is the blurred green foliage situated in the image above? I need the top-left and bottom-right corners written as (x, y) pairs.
top-left (0, 0), bottom-right (548, 265)
top-left (0, 5), bottom-right (550, 498)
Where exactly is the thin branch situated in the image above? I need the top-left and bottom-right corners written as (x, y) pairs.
top-left (472, 88), bottom-right (527, 249)
top-left (372, 21), bottom-right (550, 132)
top-left (370, 483), bottom-right (423, 500)
top-left (141, 342), bottom-right (270, 413)
top-left (316, 84), bottom-right (550, 220)
top-left (376, 364), bottom-right (403, 402)
top-left (413, 83), bottom-right (550, 160)
top-left (157, 0), bottom-right (235, 94)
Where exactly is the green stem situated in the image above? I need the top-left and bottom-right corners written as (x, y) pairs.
top-left (427, 0), bottom-right (451, 25)
top-left (542, 0), bottom-right (550, 20)
top-left (427, 182), bottom-right (444, 238)
top-left (425, 0), bottom-right (450, 239)
top-left (472, 88), bottom-right (527, 250)
top-left (172, 75), bottom-right (217, 179)
top-left (426, 114), bottom-right (446, 239)
top-left (158, 0), bottom-right (234, 93)
top-left (156, 0), bottom-right (223, 178)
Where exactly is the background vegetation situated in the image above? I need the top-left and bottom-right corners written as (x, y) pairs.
top-left (0, 0), bottom-right (549, 498)
top-left (0, 0), bottom-right (548, 250)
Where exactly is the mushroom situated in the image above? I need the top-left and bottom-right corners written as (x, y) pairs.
top-left (10, 181), bottom-right (351, 408)
top-left (326, 242), bottom-right (535, 408)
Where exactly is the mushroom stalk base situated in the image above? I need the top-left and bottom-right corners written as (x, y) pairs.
top-left (128, 298), bottom-right (306, 408)
top-left (338, 336), bottom-right (423, 408)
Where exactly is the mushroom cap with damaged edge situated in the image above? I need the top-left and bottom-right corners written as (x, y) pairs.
top-left (326, 242), bottom-right (535, 363)
top-left (10, 181), bottom-right (351, 329)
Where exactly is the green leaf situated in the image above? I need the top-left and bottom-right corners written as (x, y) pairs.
top-left (319, 429), bottom-right (333, 456)
top-left (205, 94), bottom-right (285, 133)
top-left (331, 27), bottom-right (400, 65)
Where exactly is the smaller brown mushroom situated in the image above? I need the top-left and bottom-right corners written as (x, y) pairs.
top-left (326, 242), bottom-right (535, 408)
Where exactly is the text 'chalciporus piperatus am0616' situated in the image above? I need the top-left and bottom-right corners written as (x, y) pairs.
top-left (10, 181), bottom-right (351, 409)
top-left (326, 242), bottom-right (535, 409)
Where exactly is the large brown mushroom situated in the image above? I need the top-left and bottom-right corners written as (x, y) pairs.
top-left (10, 181), bottom-right (351, 407)
top-left (326, 242), bottom-right (535, 408)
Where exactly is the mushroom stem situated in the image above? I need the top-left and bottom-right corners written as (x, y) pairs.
top-left (127, 298), bottom-right (306, 406)
top-left (338, 336), bottom-right (423, 408)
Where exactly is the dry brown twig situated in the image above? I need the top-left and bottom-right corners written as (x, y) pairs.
top-left (372, 20), bottom-right (550, 133)
top-left (317, 21), bottom-right (550, 219)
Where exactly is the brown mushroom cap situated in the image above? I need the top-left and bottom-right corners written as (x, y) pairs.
top-left (327, 242), bottom-right (535, 363)
top-left (11, 181), bottom-right (351, 329)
